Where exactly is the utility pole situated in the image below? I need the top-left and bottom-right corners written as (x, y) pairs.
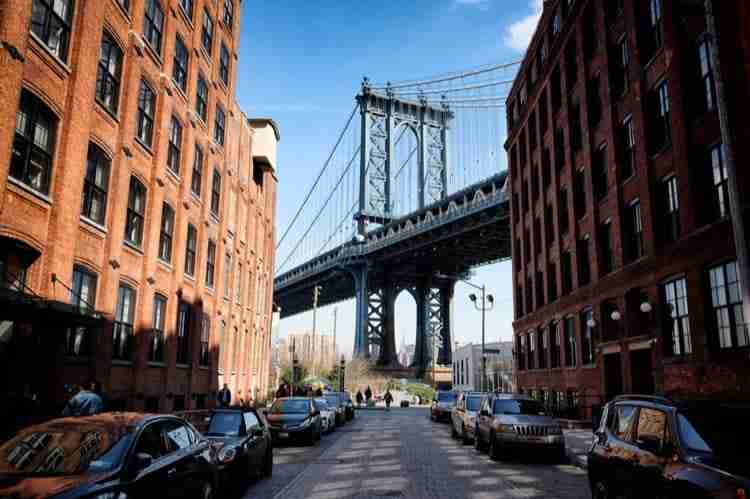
top-left (469, 285), bottom-right (495, 392)
top-left (332, 307), bottom-right (338, 370)
top-left (311, 285), bottom-right (322, 376)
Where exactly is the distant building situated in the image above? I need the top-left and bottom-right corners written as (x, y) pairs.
top-left (398, 343), bottom-right (415, 367)
top-left (278, 331), bottom-right (336, 372)
top-left (452, 342), bottom-right (513, 392)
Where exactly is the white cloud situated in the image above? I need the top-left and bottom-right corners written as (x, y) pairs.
top-left (455, 0), bottom-right (491, 10)
top-left (504, 0), bottom-right (543, 52)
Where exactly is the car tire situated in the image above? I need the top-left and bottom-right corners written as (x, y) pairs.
top-left (591, 480), bottom-right (613, 499)
top-left (200, 482), bottom-right (214, 499)
top-left (461, 425), bottom-right (471, 445)
top-left (263, 448), bottom-right (273, 477)
top-left (474, 426), bottom-right (485, 452)
top-left (488, 432), bottom-right (502, 461)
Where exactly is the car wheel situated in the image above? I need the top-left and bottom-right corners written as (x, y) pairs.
top-left (263, 448), bottom-right (273, 477)
top-left (200, 482), bottom-right (214, 499)
top-left (473, 426), bottom-right (484, 451)
top-left (489, 432), bottom-right (501, 461)
top-left (592, 480), bottom-right (613, 499)
top-left (461, 425), bottom-right (471, 445)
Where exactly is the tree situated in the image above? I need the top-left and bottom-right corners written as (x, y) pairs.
top-left (279, 364), bottom-right (309, 390)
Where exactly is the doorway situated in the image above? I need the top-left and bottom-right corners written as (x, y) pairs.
top-left (630, 348), bottom-right (655, 394)
top-left (603, 352), bottom-right (623, 401)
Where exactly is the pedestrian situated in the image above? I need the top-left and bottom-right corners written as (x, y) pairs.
top-left (218, 383), bottom-right (232, 407)
top-left (384, 390), bottom-right (393, 411)
top-left (276, 382), bottom-right (288, 399)
top-left (356, 389), bottom-right (364, 407)
top-left (365, 385), bottom-right (372, 406)
top-left (62, 381), bottom-right (103, 417)
top-left (315, 386), bottom-right (323, 397)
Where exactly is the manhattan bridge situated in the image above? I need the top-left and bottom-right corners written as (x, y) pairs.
top-left (273, 61), bottom-right (519, 374)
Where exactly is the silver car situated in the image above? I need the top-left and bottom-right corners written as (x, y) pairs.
top-left (314, 397), bottom-right (336, 434)
top-left (475, 394), bottom-right (565, 462)
top-left (450, 392), bottom-right (483, 444)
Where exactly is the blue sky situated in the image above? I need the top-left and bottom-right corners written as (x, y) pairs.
top-left (235, 0), bottom-right (543, 356)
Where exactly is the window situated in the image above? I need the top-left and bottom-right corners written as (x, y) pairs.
top-left (30, 0), bottom-right (73, 61)
top-left (515, 282), bottom-right (524, 318)
top-left (577, 237), bottom-right (591, 286)
top-left (588, 76), bottom-right (602, 129)
top-left (561, 250), bottom-right (573, 295)
top-left (574, 168), bottom-right (586, 219)
top-left (176, 301), bottom-right (191, 364)
top-left (547, 261), bottom-right (558, 303)
top-left (542, 148), bottom-right (551, 189)
top-left (173, 35), bottom-right (189, 93)
top-left (551, 66), bottom-right (562, 114)
top-left (710, 144), bottom-right (729, 219)
top-left (10, 90), bottom-right (58, 194)
top-left (662, 277), bottom-right (692, 356)
top-left (513, 195), bottom-right (520, 224)
top-left (528, 112), bottom-right (537, 151)
top-left (150, 295), bottom-right (167, 363)
top-left (698, 38), bottom-right (717, 113)
top-left (565, 40), bottom-right (578, 89)
top-left (531, 166), bottom-right (540, 203)
top-left (582, 4), bottom-right (597, 59)
top-left (610, 405), bottom-right (636, 441)
top-left (555, 127), bottom-right (566, 170)
top-left (199, 314), bottom-right (210, 366)
top-left (544, 204), bottom-right (554, 245)
top-left (223, 0), bottom-right (235, 26)
top-left (519, 129), bottom-right (527, 166)
top-left (96, 32), bottom-right (123, 114)
top-left (142, 0), bottom-right (164, 54)
top-left (113, 284), bottom-right (135, 360)
top-left (564, 316), bottom-right (577, 367)
top-left (210, 169), bottom-right (221, 216)
top-left (648, 81), bottom-right (671, 154)
top-left (552, 11), bottom-right (561, 36)
top-left (550, 322), bottom-right (560, 368)
top-left (201, 8), bottom-right (214, 54)
top-left (524, 228), bottom-right (531, 264)
top-left (593, 146), bottom-right (608, 202)
top-left (220, 44), bottom-right (230, 86)
top-left (236, 263), bottom-right (243, 304)
top-left (206, 240), bottom-right (216, 288)
top-left (526, 276), bottom-right (534, 314)
top-left (517, 334), bottom-right (526, 370)
top-left (124, 177), bottom-right (146, 247)
top-left (626, 199), bottom-right (644, 262)
top-left (191, 145), bottom-right (203, 196)
top-left (662, 175), bottom-right (680, 243)
top-left (539, 329), bottom-right (548, 369)
top-left (167, 116), bottom-right (183, 175)
top-left (620, 116), bottom-right (635, 179)
top-left (136, 80), bottom-right (156, 147)
top-left (522, 180), bottom-right (529, 213)
top-left (253, 161), bottom-right (264, 188)
top-left (534, 218), bottom-right (542, 256)
top-left (581, 308), bottom-right (595, 364)
top-left (528, 330), bottom-right (536, 369)
top-left (185, 223), bottom-right (197, 277)
top-left (81, 143), bottom-right (110, 225)
top-left (536, 271), bottom-right (545, 308)
top-left (196, 76), bottom-right (208, 123)
top-left (178, 0), bottom-right (193, 19)
top-left (214, 105), bottom-right (226, 146)
top-left (224, 253), bottom-right (232, 298)
top-left (158, 203), bottom-right (174, 262)
top-left (66, 266), bottom-right (97, 356)
top-left (611, 38), bottom-right (630, 97)
top-left (636, 408), bottom-right (667, 451)
top-left (569, 102), bottom-right (582, 153)
top-left (598, 221), bottom-right (613, 275)
top-left (559, 187), bottom-right (570, 234)
top-left (539, 91), bottom-right (549, 135)
top-left (117, 0), bottom-right (130, 12)
top-left (644, 0), bottom-right (663, 60)
top-left (709, 261), bottom-right (748, 349)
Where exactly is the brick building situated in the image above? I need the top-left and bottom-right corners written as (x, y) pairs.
top-left (506, 0), bottom-right (750, 417)
top-left (0, 0), bottom-right (278, 418)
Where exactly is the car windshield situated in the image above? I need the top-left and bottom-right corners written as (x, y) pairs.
top-left (324, 395), bottom-right (340, 406)
top-left (315, 399), bottom-right (329, 410)
top-left (437, 392), bottom-right (456, 403)
top-left (494, 399), bottom-right (545, 415)
top-left (271, 400), bottom-right (310, 414)
top-left (206, 412), bottom-right (242, 437)
top-left (0, 422), bottom-right (134, 476)
top-left (466, 397), bottom-right (482, 411)
top-left (678, 406), bottom-right (750, 459)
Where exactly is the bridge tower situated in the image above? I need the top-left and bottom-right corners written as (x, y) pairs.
top-left (351, 81), bottom-right (455, 370)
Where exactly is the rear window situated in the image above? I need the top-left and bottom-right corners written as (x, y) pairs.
top-left (0, 423), bottom-right (134, 475)
top-left (324, 395), bottom-right (340, 406)
top-left (207, 412), bottom-right (243, 437)
top-left (466, 397), bottom-right (482, 411)
top-left (493, 399), bottom-right (545, 415)
top-left (437, 392), bottom-right (457, 402)
top-left (270, 400), bottom-right (310, 414)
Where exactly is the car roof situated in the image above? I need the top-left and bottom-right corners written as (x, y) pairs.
top-left (490, 393), bottom-right (535, 401)
top-left (211, 405), bottom-right (257, 413)
top-left (13, 412), bottom-right (160, 435)
top-left (276, 397), bottom-right (311, 401)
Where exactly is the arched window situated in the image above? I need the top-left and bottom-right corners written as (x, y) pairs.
top-left (81, 143), bottom-right (110, 225)
top-left (10, 90), bottom-right (58, 195)
top-left (96, 32), bottom-right (123, 114)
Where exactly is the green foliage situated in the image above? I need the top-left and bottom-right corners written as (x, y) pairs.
top-left (279, 364), bottom-right (309, 388)
top-left (404, 383), bottom-right (435, 404)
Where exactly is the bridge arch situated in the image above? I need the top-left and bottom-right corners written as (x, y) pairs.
top-left (391, 122), bottom-right (420, 217)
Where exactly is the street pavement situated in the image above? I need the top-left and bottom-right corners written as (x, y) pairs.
top-left (242, 408), bottom-right (590, 499)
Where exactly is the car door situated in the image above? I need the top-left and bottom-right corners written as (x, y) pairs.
top-left (162, 419), bottom-right (205, 498)
top-left (452, 394), bottom-right (462, 433)
top-left (244, 411), bottom-right (265, 469)
top-left (631, 407), bottom-right (672, 499)
top-left (597, 403), bottom-right (640, 497)
top-left (477, 397), bottom-right (491, 442)
top-left (125, 421), bottom-right (182, 499)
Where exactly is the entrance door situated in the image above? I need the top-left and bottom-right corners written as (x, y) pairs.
top-left (630, 348), bottom-right (655, 394)
top-left (603, 353), bottom-right (623, 401)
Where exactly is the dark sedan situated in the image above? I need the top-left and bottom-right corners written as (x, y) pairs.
top-left (265, 398), bottom-right (322, 446)
top-left (0, 412), bottom-right (218, 499)
top-left (339, 392), bottom-right (356, 421)
top-left (430, 391), bottom-right (457, 422)
top-left (204, 407), bottom-right (272, 492)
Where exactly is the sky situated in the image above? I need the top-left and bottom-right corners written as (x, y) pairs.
top-left (235, 0), bottom-right (544, 357)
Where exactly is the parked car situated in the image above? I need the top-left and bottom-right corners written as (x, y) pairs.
top-left (0, 413), bottom-right (219, 499)
top-left (265, 397), bottom-right (322, 445)
top-left (339, 392), bottom-right (356, 420)
top-left (314, 398), bottom-right (336, 434)
top-left (324, 393), bottom-right (346, 426)
top-left (204, 407), bottom-right (272, 491)
top-left (588, 395), bottom-right (750, 499)
top-left (451, 391), bottom-right (483, 444)
top-left (474, 393), bottom-right (565, 462)
top-left (430, 390), bottom-right (457, 422)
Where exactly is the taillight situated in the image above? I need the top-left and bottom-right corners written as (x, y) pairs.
top-left (737, 489), bottom-right (747, 499)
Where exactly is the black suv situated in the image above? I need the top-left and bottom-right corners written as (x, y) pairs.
top-left (588, 395), bottom-right (750, 499)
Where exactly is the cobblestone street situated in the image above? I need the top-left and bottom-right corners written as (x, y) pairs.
top-left (243, 408), bottom-right (589, 499)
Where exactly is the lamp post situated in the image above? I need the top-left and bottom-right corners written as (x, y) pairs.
top-left (469, 284), bottom-right (495, 392)
top-left (339, 355), bottom-right (346, 392)
top-left (311, 285), bottom-right (322, 376)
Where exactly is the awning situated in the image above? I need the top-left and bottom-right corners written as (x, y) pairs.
top-left (0, 287), bottom-right (107, 328)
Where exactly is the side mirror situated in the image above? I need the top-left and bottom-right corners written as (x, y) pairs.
top-left (312, 410), bottom-right (320, 417)
top-left (252, 427), bottom-right (264, 438)
top-left (131, 453), bottom-right (153, 475)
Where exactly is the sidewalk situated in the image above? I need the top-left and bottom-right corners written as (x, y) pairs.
top-left (564, 429), bottom-right (593, 469)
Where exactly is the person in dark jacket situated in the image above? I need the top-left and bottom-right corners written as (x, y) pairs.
top-left (218, 384), bottom-right (232, 407)
top-left (365, 386), bottom-right (373, 405)
top-left (356, 390), bottom-right (364, 407)
top-left (384, 390), bottom-right (394, 411)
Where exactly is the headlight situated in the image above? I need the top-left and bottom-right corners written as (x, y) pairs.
top-left (218, 446), bottom-right (238, 463)
top-left (298, 418), bottom-right (312, 428)
top-left (547, 426), bottom-right (563, 436)
top-left (497, 424), bottom-right (515, 434)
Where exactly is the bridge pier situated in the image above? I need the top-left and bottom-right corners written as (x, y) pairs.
top-left (352, 265), bottom-right (370, 359)
top-left (412, 277), bottom-right (455, 376)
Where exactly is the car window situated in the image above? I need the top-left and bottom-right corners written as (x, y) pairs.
top-left (635, 408), bottom-right (667, 448)
top-left (466, 397), bottom-right (481, 412)
top-left (437, 392), bottom-right (457, 402)
top-left (163, 421), bottom-right (193, 452)
top-left (609, 405), bottom-right (637, 442)
top-left (677, 414), bottom-right (710, 452)
top-left (270, 399), bottom-right (310, 414)
top-left (244, 412), bottom-right (260, 431)
top-left (207, 412), bottom-right (243, 437)
top-left (493, 399), bottom-right (544, 415)
top-left (133, 423), bottom-right (168, 460)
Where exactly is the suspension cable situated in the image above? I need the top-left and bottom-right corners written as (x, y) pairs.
top-left (369, 60), bottom-right (521, 90)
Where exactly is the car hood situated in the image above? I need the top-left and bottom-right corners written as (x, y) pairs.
top-left (0, 473), bottom-right (106, 499)
top-left (494, 414), bottom-right (557, 425)
top-left (692, 455), bottom-right (750, 482)
top-left (265, 414), bottom-right (308, 425)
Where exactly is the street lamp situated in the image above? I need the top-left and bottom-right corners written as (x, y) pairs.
top-left (468, 284), bottom-right (494, 392)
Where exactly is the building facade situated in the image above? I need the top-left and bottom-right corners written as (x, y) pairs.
top-left (277, 331), bottom-right (336, 373)
top-left (507, 0), bottom-right (750, 417)
top-left (452, 341), bottom-right (513, 392)
top-left (0, 0), bottom-right (278, 416)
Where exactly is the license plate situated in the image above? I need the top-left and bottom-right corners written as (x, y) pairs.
top-left (278, 432), bottom-right (289, 439)
top-left (525, 436), bottom-right (546, 443)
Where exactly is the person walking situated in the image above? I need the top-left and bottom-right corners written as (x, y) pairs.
top-left (365, 386), bottom-right (372, 406)
top-left (384, 390), bottom-right (394, 411)
top-left (218, 384), bottom-right (232, 407)
top-left (275, 382), bottom-right (288, 399)
top-left (355, 389), bottom-right (364, 407)
top-left (62, 381), bottom-right (104, 417)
